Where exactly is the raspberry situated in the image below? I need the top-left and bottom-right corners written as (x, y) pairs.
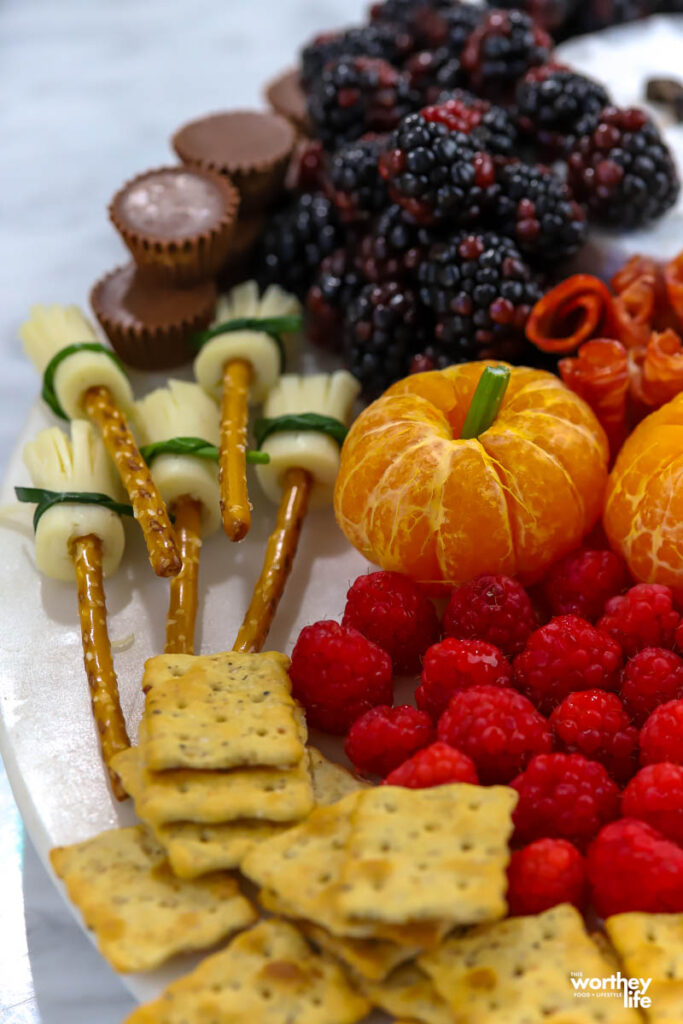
top-left (437, 685), bottom-right (552, 784)
top-left (342, 571), bottom-right (440, 674)
top-left (344, 704), bottom-right (435, 776)
top-left (511, 753), bottom-right (620, 848)
top-left (443, 574), bottom-right (537, 659)
top-left (416, 638), bottom-right (511, 721)
top-left (384, 740), bottom-right (479, 787)
top-left (620, 647), bottom-right (683, 726)
top-left (541, 548), bottom-right (629, 622)
top-left (622, 763), bottom-right (683, 845)
top-left (640, 699), bottom-right (683, 767)
top-left (549, 690), bottom-right (639, 783)
top-left (506, 839), bottom-right (587, 916)
top-left (513, 615), bottom-right (623, 714)
top-left (597, 583), bottom-right (681, 656)
top-left (289, 620), bottom-right (393, 734)
top-left (587, 819), bottom-right (683, 917)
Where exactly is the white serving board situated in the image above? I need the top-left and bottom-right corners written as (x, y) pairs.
top-left (2, 12), bottom-right (683, 1015)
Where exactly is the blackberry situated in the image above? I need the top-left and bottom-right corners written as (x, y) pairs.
top-left (567, 106), bottom-right (680, 228)
top-left (370, 0), bottom-right (475, 49)
top-left (286, 139), bottom-right (327, 193)
top-left (378, 111), bottom-right (498, 224)
top-left (300, 23), bottom-right (414, 89)
top-left (344, 281), bottom-right (426, 397)
top-left (307, 57), bottom-right (417, 150)
top-left (462, 9), bottom-right (554, 102)
top-left (515, 64), bottom-right (611, 156)
top-left (423, 91), bottom-right (519, 155)
top-left (257, 192), bottom-right (342, 298)
top-left (571, 0), bottom-right (657, 33)
top-left (417, 231), bottom-right (542, 359)
top-left (494, 161), bottom-right (587, 264)
top-left (404, 47), bottom-right (467, 105)
top-left (306, 248), bottom-right (365, 352)
top-left (326, 136), bottom-right (389, 222)
top-left (356, 203), bottom-right (435, 282)
top-left (485, 0), bottom-right (578, 34)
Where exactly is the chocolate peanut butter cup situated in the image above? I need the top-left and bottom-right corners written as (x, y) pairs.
top-left (265, 69), bottom-right (311, 135)
top-left (171, 110), bottom-right (295, 213)
top-left (90, 264), bottom-right (216, 370)
top-left (109, 166), bottom-right (239, 286)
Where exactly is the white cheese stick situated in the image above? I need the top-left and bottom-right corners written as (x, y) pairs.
top-left (22, 421), bottom-right (125, 581)
top-left (20, 304), bottom-right (133, 419)
top-left (134, 380), bottom-right (221, 537)
top-left (255, 371), bottom-right (360, 508)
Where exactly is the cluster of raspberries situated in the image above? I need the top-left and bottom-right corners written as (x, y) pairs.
top-left (290, 550), bottom-right (683, 918)
top-left (258, 1), bottom-right (679, 397)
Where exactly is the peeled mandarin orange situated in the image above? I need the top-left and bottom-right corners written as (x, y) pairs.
top-left (604, 392), bottom-right (683, 588)
top-left (334, 361), bottom-right (609, 587)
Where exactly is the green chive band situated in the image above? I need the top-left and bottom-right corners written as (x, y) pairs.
top-left (191, 314), bottom-right (303, 372)
top-left (15, 486), bottom-right (134, 531)
top-left (41, 343), bottom-right (126, 421)
top-left (460, 366), bottom-right (511, 440)
top-left (139, 436), bottom-right (269, 465)
top-left (253, 413), bottom-right (348, 450)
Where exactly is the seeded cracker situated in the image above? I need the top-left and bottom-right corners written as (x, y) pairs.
top-left (340, 783), bottom-right (516, 926)
top-left (419, 903), bottom-right (641, 1023)
top-left (49, 826), bottom-right (256, 973)
top-left (111, 744), bottom-right (314, 826)
top-left (299, 920), bottom-right (420, 982)
top-left (358, 962), bottom-right (453, 1024)
top-left (606, 913), bottom-right (683, 1024)
top-left (123, 918), bottom-right (370, 1024)
top-left (308, 746), bottom-right (370, 804)
top-left (139, 650), bottom-right (305, 771)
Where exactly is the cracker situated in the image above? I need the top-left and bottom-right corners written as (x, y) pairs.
top-left (420, 903), bottom-right (641, 1023)
top-left (359, 963), bottom-right (453, 1024)
top-left (606, 913), bottom-right (683, 1024)
top-left (340, 783), bottom-right (516, 926)
top-left (301, 920), bottom-right (420, 982)
top-left (49, 826), bottom-right (256, 973)
top-left (309, 747), bottom-right (369, 804)
top-left (242, 794), bottom-right (445, 947)
top-left (140, 650), bottom-right (304, 771)
top-left (111, 745), bottom-right (314, 826)
top-left (123, 918), bottom-right (370, 1024)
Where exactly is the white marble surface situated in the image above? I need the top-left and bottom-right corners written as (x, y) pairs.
top-left (0, 1), bottom-right (368, 1021)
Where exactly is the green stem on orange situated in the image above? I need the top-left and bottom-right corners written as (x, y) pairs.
top-left (460, 365), bottom-right (511, 439)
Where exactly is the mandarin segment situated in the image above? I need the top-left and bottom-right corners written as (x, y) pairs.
top-left (335, 362), bottom-right (608, 586)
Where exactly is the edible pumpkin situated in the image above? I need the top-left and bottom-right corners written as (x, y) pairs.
top-left (604, 390), bottom-right (683, 589)
top-left (334, 361), bottom-right (609, 587)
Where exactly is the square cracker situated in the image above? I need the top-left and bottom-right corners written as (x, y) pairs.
top-left (111, 745), bottom-right (314, 827)
top-left (49, 826), bottom-right (256, 973)
top-left (123, 918), bottom-right (370, 1024)
top-left (140, 650), bottom-right (304, 771)
top-left (359, 963), bottom-right (453, 1024)
top-left (143, 749), bottom-right (366, 879)
top-left (300, 920), bottom-right (420, 983)
top-left (606, 913), bottom-right (683, 1024)
top-left (340, 783), bottom-right (516, 926)
top-left (242, 793), bottom-right (445, 948)
top-left (419, 903), bottom-right (641, 1023)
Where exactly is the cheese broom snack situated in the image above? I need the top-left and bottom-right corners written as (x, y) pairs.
top-left (234, 369), bottom-right (360, 653)
top-left (20, 304), bottom-right (181, 578)
top-left (193, 280), bottom-right (301, 542)
top-left (135, 379), bottom-right (266, 654)
top-left (18, 420), bottom-right (131, 798)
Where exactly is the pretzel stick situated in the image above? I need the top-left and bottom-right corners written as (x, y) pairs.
top-left (233, 467), bottom-right (312, 654)
top-left (83, 386), bottom-right (181, 578)
top-left (165, 496), bottom-right (203, 655)
top-left (219, 359), bottom-right (253, 543)
top-left (72, 534), bottom-right (129, 801)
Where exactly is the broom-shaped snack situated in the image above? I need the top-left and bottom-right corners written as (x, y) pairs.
top-left (17, 421), bottom-right (131, 799)
top-left (135, 380), bottom-right (268, 654)
top-left (193, 281), bottom-right (301, 543)
top-left (234, 370), bottom-right (360, 653)
top-left (20, 304), bottom-right (181, 578)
